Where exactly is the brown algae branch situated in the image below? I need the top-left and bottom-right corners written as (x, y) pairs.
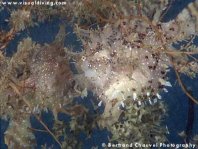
top-left (165, 51), bottom-right (198, 55)
top-left (28, 127), bottom-right (48, 133)
top-left (171, 60), bottom-right (198, 105)
top-left (8, 81), bottom-right (63, 148)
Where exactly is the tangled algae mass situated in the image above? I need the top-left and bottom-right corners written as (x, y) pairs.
top-left (0, 0), bottom-right (198, 148)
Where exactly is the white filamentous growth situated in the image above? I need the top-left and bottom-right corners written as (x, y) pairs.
top-left (76, 19), bottom-right (172, 106)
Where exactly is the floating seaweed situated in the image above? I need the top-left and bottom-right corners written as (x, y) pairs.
top-left (0, 0), bottom-right (198, 148)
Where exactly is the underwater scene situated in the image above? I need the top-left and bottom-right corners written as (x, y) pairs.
top-left (0, 0), bottom-right (198, 149)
